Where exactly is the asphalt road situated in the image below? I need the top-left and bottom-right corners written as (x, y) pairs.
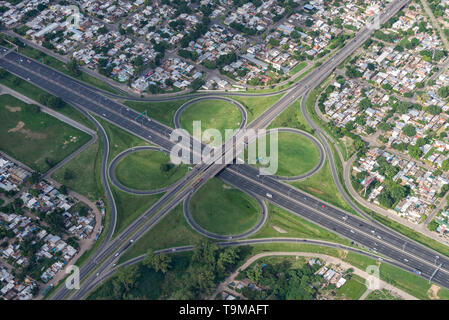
top-left (2, 0), bottom-right (437, 299)
top-left (259, 128), bottom-right (325, 181)
top-left (79, 238), bottom-right (413, 298)
top-left (183, 181), bottom-right (268, 240)
top-left (108, 146), bottom-right (172, 195)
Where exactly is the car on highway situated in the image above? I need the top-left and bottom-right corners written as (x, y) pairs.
top-left (321, 204), bottom-right (325, 208)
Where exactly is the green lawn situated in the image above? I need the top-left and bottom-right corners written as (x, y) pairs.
top-left (179, 99), bottom-right (243, 143)
top-left (118, 204), bottom-right (206, 263)
top-left (289, 61), bottom-right (308, 75)
top-left (365, 289), bottom-right (401, 300)
top-left (336, 274), bottom-right (367, 300)
top-left (123, 99), bottom-right (189, 127)
top-left (0, 69), bottom-right (95, 130)
top-left (96, 117), bottom-right (153, 161)
top-left (268, 99), bottom-right (313, 133)
top-left (94, 118), bottom-right (163, 236)
top-left (230, 93), bottom-right (284, 124)
top-left (189, 178), bottom-right (261, 235)
top-left (114, 149), bottom-right (188, 191)
top-left (111, 185), bottom-right (162, 236)
top-left (290, 159), bottom-right (354, 213)
top-left (0, 94), bottom-right (90, 172)
top-left (246, 131), bottom-right (320, 177)
top-left (249, 203), bottom-right (351, 245)
top-left (52, 140), bottom-right (104, 201)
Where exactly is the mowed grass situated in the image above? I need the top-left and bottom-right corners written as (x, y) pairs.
top-left (95, 118), bottom-right (163, 236)
top-left (111, 185), bottom-right (162, 236)
top-left (179, 99), bottom-right (242, 142)
top-left (96, 117), bottom-right (153, 161)
top-left (189, 178), bottom-right (261, 235)
top-left (249, 203), bottom-right (351, 246)
top-left (230, 93), bottom-right (284, 124)
top-left (336, 274), bottom-right (367, 300)
top-left (52, 140), bottom-right (104, 201)
top-left (123, 99), bottom-right (189, 127)
top-left (118, 204), bottom-right (205, 263)
top-left (245, 131), bottom-right (320, 177)
top-left (0, 69), bottom-right (95, 130)
top-left (0, 94), bottom-right (90, 172)
top-left (290, 159), bottom-right (354, 213)
top-left (114, 150), bottom-right (188, 190)
top-left (268, 99), bottom-right (313, 133)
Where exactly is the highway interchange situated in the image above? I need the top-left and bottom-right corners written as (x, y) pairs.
top-left (3, 0), bottom-right (449, 299)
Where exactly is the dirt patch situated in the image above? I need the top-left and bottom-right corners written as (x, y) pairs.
top-left (20, 128), bottom-right (46, 139)
top-left (6, 105), bottom-right (22, 112)
top-left (223, 185), bottom-right (233, 190)
top-left (337, 250), bottom-right (348, 260)
top-left (8, 121), bottom-right (25, 133)
top-left (427, 284), bottom-right (440, 300)
top-left (271, 225), bottom-right (287, 233)
top-left (306, 186), bottom-right (324, 195)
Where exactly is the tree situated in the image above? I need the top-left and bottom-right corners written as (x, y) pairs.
top-left (217, 247), bottom-right (239, 272)
top-left (47, 96), bottom-right (64, 109)
top-left (246, 264), bottom-right (262, 284)
top-left (66, 58), bottom-right (80, 77)
top-left (143, 249), bottom-right (172, 274)
top-left (359, 98), bottom-right (372, 110)
top-left (0, 68), bottom-right (7, 79)
top-left (408, 145), bottom-right (422, 159)
top-left (402, 124), bottom-right (416, 137)
top-left (438, 86), bottom-right (449, 98)
top-left (59, 185), bottom-right (68, 195)
top-left (117, 265), bottom-right (140, 292)
top-left (427, 104), bottom-right (441, 115)
top-left (441, 159), bottom-right (449, 171)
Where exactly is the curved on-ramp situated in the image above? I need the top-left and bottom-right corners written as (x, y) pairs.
top-left (183, 183), bottom-right (268, 240)
top-left (108, 146), bottom-right (173, 196)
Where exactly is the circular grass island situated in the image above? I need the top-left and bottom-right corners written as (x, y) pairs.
top-left (244, 130), bottom-right (321, 178)
top-left (114, 149), bottom-right (189, 191)
top-left (188, 178), bottom-right (262, 236)
top-left (178, 99), bottom-right (243, 145)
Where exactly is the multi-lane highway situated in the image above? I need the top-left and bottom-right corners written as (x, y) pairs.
top-left (3, 0), bottom-right (443, 299)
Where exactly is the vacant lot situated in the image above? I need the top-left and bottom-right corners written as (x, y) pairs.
top-left (52, 140), bottom-right (103, 201)
top-left (0, 94), bottom-right (90, 172)
top-left (189, 178), bottom-right (261, 235)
